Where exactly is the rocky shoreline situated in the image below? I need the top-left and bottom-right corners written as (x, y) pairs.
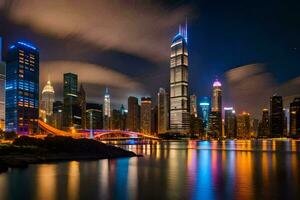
top-left (0, 136), bottom-right (137, 173)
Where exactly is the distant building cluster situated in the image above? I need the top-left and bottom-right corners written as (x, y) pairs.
top-left (0, 25), bottom-right (300, 139)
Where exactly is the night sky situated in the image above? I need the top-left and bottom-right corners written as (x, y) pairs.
top-left (0, 0), bottom-right (299, 118)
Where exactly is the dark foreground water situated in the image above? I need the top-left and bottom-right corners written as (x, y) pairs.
top-left (1, 140), bottom-right (300, 200)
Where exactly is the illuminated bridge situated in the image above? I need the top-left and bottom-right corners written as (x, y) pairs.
top-left (38, 120), bottom-right (160, 140)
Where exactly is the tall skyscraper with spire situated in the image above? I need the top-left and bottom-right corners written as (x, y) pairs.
top-left (170, 21), bottom-right (190, 134)
top-left (40, 79), bottom-right (55, 123)
top-left (209, 79), bottom-right (223, 138)
top-left (103, 87), bottom-right (111, 129)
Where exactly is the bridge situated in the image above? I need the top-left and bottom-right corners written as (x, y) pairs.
top-left (38, 120), bottom-right (160, 140)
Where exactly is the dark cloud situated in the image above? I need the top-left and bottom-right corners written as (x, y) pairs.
top-left (224, 64), bottom-right (300, 118)
top-left (1, 0), bottom-right (190, 62)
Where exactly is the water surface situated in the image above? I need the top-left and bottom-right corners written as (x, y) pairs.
top-left (0, 140), bottom-right (300, 200)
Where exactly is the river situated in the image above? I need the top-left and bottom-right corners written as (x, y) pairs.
top-left (0, 140), bottom-right (300, 200)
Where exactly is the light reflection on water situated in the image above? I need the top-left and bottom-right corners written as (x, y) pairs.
top-left (0, 140), bottom-right (299, 200)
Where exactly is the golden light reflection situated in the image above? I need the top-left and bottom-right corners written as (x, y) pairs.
top-left (0, 174), bottom-right (7, 200)
top-left (36, 164), bottom-right (57, 200)
top-left (235, 152), bottom-right (253, 200)
top-left (68, 161), bottom-right (80, 200)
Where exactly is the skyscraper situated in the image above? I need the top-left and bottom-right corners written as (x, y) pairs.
top-left (290, 97), bottom-right (300, 137)
top-left (209, 80), bottom-right (222, 137)
top-left (120, 104), bottom-right (127, 130)
top-left (78, 84), bottom-right (86, 129)
top-left (103, 88), bottom-right (111, 129)
top-left (63, 73), bottom-right (78, 129)
top-left (86, 103), bottom-right (103, 130)
top-left (259, 108), bottom-right (269, 137)
top-left (6, 41), bottom-right (39, 134)
top-left (212, 79), bottom-right (222, 112)
top-left (199, 96), bottom-right (211, 130)
top-left (0, 37), bottom-right (5, 130)
top-left (157, 88), bottom-right (169, 134)
top-left (170, 22), bottom-right (189, 133)
top-left (270, 95), bottom-right (284, 137)
top-left (40, 80), bottom-right (55, 123)
top-left (111, 109), bottom-right (121, 130)
top-left (237, 112), bottom-right (251, 139)
top-left (224, 107), bottom-right (237, 138)
top-left (127, 96), bottom-right (140, 132)
top-left (140, 97), bottom-right (152, 134)
top-left (53, 101), bottom-right (63, 130)
top-left (190, 94), bottom-right (197, 117)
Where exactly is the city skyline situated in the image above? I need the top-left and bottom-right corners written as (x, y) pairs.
top-left (0, 1), bottom-right (300, 118)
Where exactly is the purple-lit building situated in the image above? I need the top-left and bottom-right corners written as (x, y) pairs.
top-left (5, 42), bottom-right (39, 134)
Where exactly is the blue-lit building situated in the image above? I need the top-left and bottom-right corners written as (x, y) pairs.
top-left (199, 96), bottom-right (211, 129)
top-left (5, 42), bottom-right (39, 134)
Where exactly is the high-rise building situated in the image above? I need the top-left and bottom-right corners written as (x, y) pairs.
top-left (224, 107), bottom-right (237, 138)
top-left (86, 103), bottom-right (103, 130)
top-left (237, 112), bottom-right (251, 139)
top-left (140, 97), bottom-right (152, 134)
top-left (103, 87), bottom-right (111, 129)
top-left (151, 106), bottom-right (158, 134)
top-left (270, 95), bottom-right (284, 137)
top-left (157, 88), bottom-right (169, 134)
top-left (0, 37), bottom-right (5, 130)
top-left (199, 96), bottom-right (211, 129)
top-left (208, 111), bottom-right (222, 138)
top-left (208, 80), bottom-right (222, 137)
top-left (5, 42), bottom-right (39, 134)
top-left (40, 80), bottom-right (55, 123)
top-left (111, 109), bottom-right (121, 130)
top-left (63, 73), bottom-right (78, 129)
top-left (170, 22), bottom-right (190, 133)
top-left (259, 108), bottom-right (270, 137)
top-left (127, 96), bottom-right (140, 132)
top-left (290, 97), bottom-right (300, 137)
top-left (53, 101), bottom-right (63, 129)
top-left (78, 84), bottom-right (86, 129)
top-left (120, 104), bottom-right (127, 130)
top-left (190, 94), bottom-right (197, 117)
top-left (212, 79), bottom-right (222, 112)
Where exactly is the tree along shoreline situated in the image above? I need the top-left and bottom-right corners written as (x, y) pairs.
top-left (0, 136), bottom-right (137, 173)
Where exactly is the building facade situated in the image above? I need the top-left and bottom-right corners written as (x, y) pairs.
top-left (53, 101), bottom-right (63, 130)
top-left (259, 108), bottom-right (269, 137)
top-left (170, 23), bottom-right (190, 133)
top-left (0, 56), bottom-right (5, 130)
top-left (224, 107), bottom-right (237, 138)
top-left (290, 97), bottom-right (300, 137)
top-left (157, 88), bottom-right (169, 134)
top-left (237, 112), bottom-right (251, 139)
top-left (140, 97), bottom-right (152, 134)
top-left (103, 87), bottom-right (111, 129)
top-left (78, 84), bottom-right (86, 129)
top-left (190, 94), bottom-right (197, 117)
top-left (63, 73), bottom-right (78, 129)
top-left (199, 96), bottom-right (211, 130)
top-left (127, 96), bottom-right (140, 132)
top-left (40, 80), bottom-right (55, 123)
top-left (209, 80), bottom-right (222, 137)
top-left (5, 42), bottom-right (39, 134)
top-left (270, 95), bottom-right (284, 137)
top-left (86, 103), bottom-right (103, 130)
